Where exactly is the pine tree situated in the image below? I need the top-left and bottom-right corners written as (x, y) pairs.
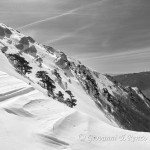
top-left (8, 54), bottom-right (32, 75)
top-left (47, 80), bottom-right (56, 97)
top-left (65, 98), bottom-right (72, 107)
top-left (65, 90), bottom-right (77, 108)
top-left (65, 98), bottom-right (77, 108)
top-left (65, 90), bottom-right (74, 99)
top-left (36, 71), bottom-right (56, 96)
top-left (24, 64), bottom-right (32, 74)
top-left (36, 71), bottom-right (48, 88)
top-left (56, 91), bottom-right (64, 102)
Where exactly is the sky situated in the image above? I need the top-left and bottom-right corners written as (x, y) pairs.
top-left (0, 0), bottom-right (150, 74)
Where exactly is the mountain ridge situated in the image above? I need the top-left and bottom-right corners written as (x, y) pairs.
top-left (0, 23), bottom-right (150, 132)
top-left (113, 71), bottom-right (150, 99)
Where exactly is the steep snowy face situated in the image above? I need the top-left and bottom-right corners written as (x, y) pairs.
top-left (0, 23), bottom-right (150, 132)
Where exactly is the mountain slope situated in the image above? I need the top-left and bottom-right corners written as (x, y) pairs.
top-left (1, 72), bottom-right (150, 150)
top-left (0, 23), bottom-right (150, 133)
top-left (113, 72), bottom-right (150, 98)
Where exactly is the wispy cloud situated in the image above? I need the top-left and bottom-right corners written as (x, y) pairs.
top-left (16, 1), bottom-right (103, 30)
top-left (3, 0), bottom-right (49, 2)
top-left (45, 24), bottom-right (92, 44)
top-left (80, 48), bottom-right (150, 61)
top-left (80, 48), bottom-right (150, 74)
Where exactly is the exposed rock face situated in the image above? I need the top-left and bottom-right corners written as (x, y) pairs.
top-left (4, 28), bottom-right (12, 37)
top-left (19, 37), bottom-right (30, 50)
top-left (43, 45), bottom-right (55, 54)
top-left (27, 36), bottom-right (35, 43)
top-left (35, 56), bottom-right (43, 67)
top-left (0, 27), bottom-right (5, 38)
top-left (77, 64), bottom-right (91, 76)
top-left (0, 27), bottom-right (12, 39)
top-left (1, 46), bottom-right (8, 53)
top-left (24, 45), bottom-right (37, 57)
top-left (20, 37), bottom-right (29, 45)
top-left (15, 43), bottom-right (24, 50)
top-left (55, 52), bottom-right (70, 69)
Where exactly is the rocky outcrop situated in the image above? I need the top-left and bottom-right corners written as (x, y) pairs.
top-left (0, 27), bottom-right (12, 39)
top-left (55, 52), bottom-right (70, 69)
top-left (4, 28), bottom-right (12, 37)
top-left (15, 37), bottom-right (30, 51)
top-left (24, 45), bottom-right (37, 57)
top-left (27, 36), bottom-right (35, 43)
top-left (43, 45), bottom-right (55, 54)
top-left (0, 27), bottom-right (5, 38)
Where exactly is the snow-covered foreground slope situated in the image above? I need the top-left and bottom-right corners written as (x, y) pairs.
top-left (0, 72), bottom-right (150, 150)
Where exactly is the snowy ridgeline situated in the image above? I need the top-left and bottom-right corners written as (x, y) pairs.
top-left (0, 22), bottom-right (150, 136)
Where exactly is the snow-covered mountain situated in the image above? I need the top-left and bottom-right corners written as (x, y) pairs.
top-left (0, 23), bottom-right (150, 150)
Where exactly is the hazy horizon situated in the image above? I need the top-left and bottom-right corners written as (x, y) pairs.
top-left (1, 0), bottom-right (150, 74)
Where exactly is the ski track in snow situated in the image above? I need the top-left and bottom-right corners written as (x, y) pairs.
top-left (0, 87), bottom-right (34, 102)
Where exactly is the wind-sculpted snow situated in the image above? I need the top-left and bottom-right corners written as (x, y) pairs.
top-left (0, 73), bottom-right (150, 150)
top-left (0, 23), bottom-right (150, 135)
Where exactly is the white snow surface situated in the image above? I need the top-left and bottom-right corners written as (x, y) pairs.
top-left (0, 23), bottom-right (150, 150)
top-left (0, 72), bottom-right (150, 150)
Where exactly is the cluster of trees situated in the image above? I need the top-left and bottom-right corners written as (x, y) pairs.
top-left (56, 91), bottom-right (64, 102)
top-left (36, 71), bottom-right (56, 97)
top-left (65, 90), bottom-right (77, 108)
top-left (8, 54), bottom-right (32, 75)
top-left (56, 90), bottom-right (77, 108)
top-left (36, 71), bottom-right (77, 108)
